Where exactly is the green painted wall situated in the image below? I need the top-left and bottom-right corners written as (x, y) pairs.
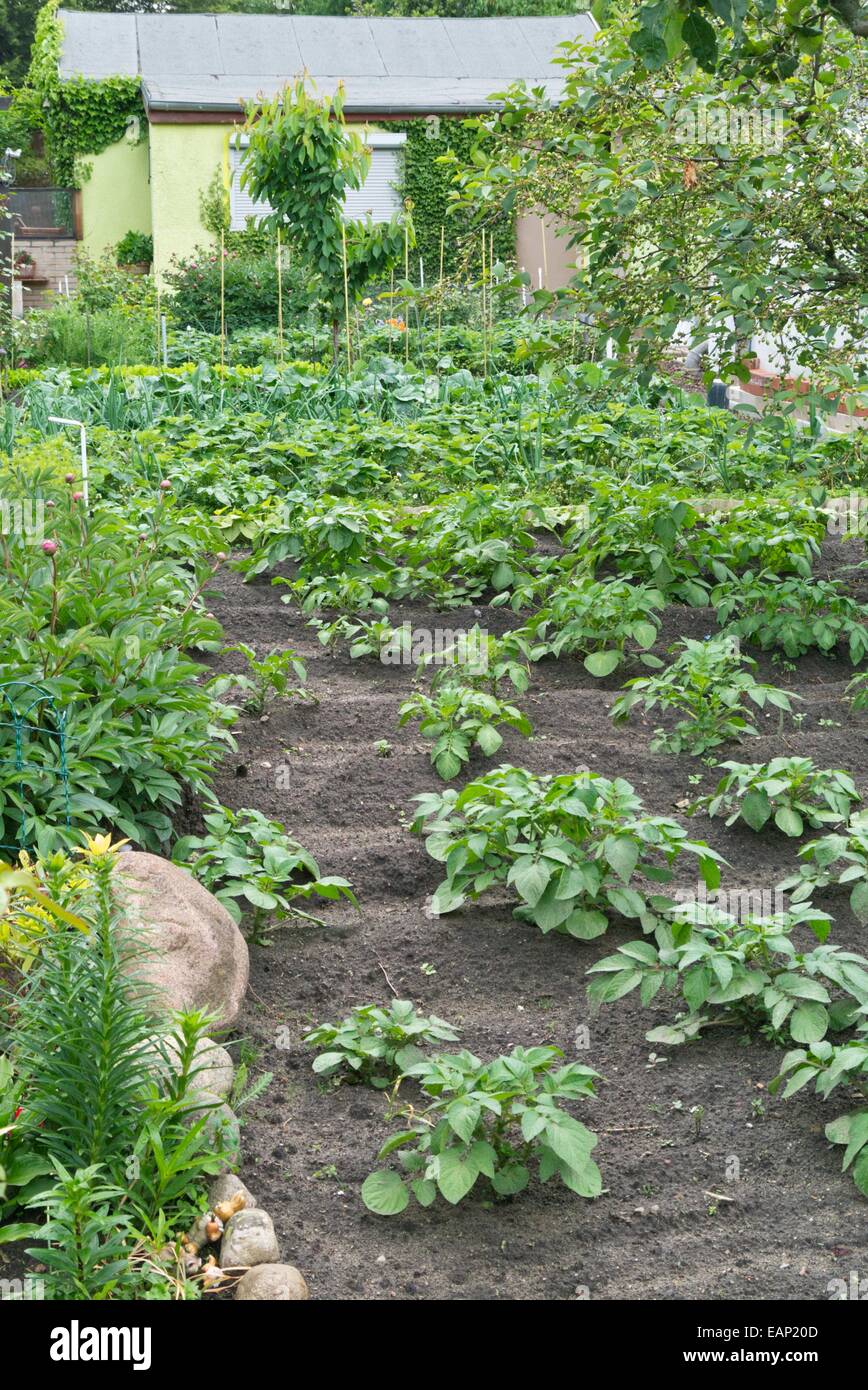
top-left (81, 136), bottom-right (152, 259)
top-left (149, 123), bottom-right (227, 281)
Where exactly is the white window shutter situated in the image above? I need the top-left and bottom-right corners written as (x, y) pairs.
top-left (229, 132), bottom-right (405, 232)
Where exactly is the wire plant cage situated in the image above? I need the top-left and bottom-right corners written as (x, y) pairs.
top-left (0, 681), bottom-right (70, 857)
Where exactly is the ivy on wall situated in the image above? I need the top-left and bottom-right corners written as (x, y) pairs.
top-left (379, 117), bottom-right (514, 278)
top-left (28, 1), bottom-right (144, 188)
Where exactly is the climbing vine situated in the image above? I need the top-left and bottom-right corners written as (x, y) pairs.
top-left (379, 117), bottom-right (514, 278)
top-left (27, 1), bottom-right (144, 187)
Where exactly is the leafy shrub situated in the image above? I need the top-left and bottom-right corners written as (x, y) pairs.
top-left (164, 246), bottom-right (314, 334)
top-left (10, 842), bottom-right (228, 1248)
top-left (116, 231), bottom-right (153, 266)
top-left (0, 1053), bottom-right (52, 1246)
top-left (0, 472), bottom-right (233, 852)
top-left (304, 1001), bottom-right (460, 1087)
top-left (611, 637), bottom-right (797, 754)
top-left (208, 643), bottom-right (311, 716)
top-left (772, 1028), bottom-right (868, 1196)
top-left (693, 758), bottom-right (860, 836)
top-left (528, 574), bottom-right (664, 677)
top-left (412, 766), bottom-right (722, 938)
top-left (173, 804), bottom-right (356, 942)
top-left (362, 1046), bottom-right (602, 1215)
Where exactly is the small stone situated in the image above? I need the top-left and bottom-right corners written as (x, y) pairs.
top-left (220, 1208), bottom-right (279, 1269)
top-left (209, 1174), bottom-right (257, 1210)
top-left (190, 1039), bottom-right (235, 1100)
top-left (235, 1264), bottom-right (309, 1301)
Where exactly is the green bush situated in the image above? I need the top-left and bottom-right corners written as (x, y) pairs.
top-left (164, 246), bottom-right (315, 334)
top-left (116, 230), bottom-right (153, 266)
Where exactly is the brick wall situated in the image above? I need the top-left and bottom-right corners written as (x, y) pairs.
top-left (15, 237), bottom-right (77, 311)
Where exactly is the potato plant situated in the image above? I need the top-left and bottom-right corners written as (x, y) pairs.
top-left (693, 758), bottom-right (860, 837)
top-left (611, 637), bottom-right (796, 754)
top-left (412, 766), bottom-right (722, 938)
top-left (527, 574), bottom-right (664, 677)
top-left (208, 642), bottom-right (311, 715)
top-left (779, 811), bottom-right (868, 923)
top-left (398, 685), bottom-right (532, 781)
top-left (304, 1001), bottom-right (460, 1088)
top-left (173, 804), bottom-right (356, 942)
top-left (771, 1028), bottom-right (868, 1196)
top-left (361, 1046), bottom-right (602, 1214)
top-left (587, 900), bottom-right (868, 1047)
top-left (712, 571), bottom-right (868, 663)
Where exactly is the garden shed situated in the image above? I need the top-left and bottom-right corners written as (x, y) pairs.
top-left (54, 8), bottom-right (596, 279)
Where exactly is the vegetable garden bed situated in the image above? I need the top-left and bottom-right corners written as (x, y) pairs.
top-left (201, 545), bottom-right (868, 1301)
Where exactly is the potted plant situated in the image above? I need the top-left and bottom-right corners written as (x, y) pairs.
top-left (14, 249), bottom-right (36, 280)
top-left (116, 230), bottom-right (153, 275)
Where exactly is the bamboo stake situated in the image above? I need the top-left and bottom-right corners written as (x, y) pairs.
top-left (489, 229), bottom-right (495, 351)
top-left (276, 228), bottom-right (284, 365)
top-left (540, 215), bottom-right (549, 290)
top-left (341, 221), bottom-right (352, 373)
top-left (389, 269), bottom-right (394, 357)
top-left (404, 221), bottom-right (410, 364)
top-left (481, 231), bottom-right (487, 378)
top-left (436, 225), bottom-right (445, 358)
top-left (219, 229), bottom-right (225, 370)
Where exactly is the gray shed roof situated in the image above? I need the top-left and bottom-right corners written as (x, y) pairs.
top-left (57, 10), bottom-right (595, 114)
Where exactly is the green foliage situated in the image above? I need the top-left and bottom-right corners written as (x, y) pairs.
top-left (116, 230), bottom-right (153, 266)
top-left (362, 1045), bottom-right (602, 1215)
top-left (10, 849), bottom-right (228, 1247)
top-left (304, 1000), bottom-right (460, 1087)
top-left (450, 13), bottom-right (868, 398)
top-left (773, 1032), bottom-right (868, 1197)
top-left (172, 803), bottom-right (357, 941)
top-left (29, 1162), bottom-right (141, 1299)
top-left (779, 811), bottom-right (868, 924)
top-left (164, 245), bottom-right (314, 335)
top-left (241, 80), bottom-right (410, 342)
top-left (693, 758), bottom-right (860, 836)
top-left (0, 1053), bottom-right (52, 1246)
top-left (597, 0), bottom-right (868, 76)
top-left (713, 571), bottom-right (868, 663)
top-left (379, 116), bottom-right (514, 279)
top-left (412, 765), bottom-right (723, 937)
top-left (586, 898), bottom-right (868, 1048)
top-left (611, 636), bottom-right (797, 754)
top-left (0, 466), bottom-right (233, 852)
top-left (28, 2), bottom-right (143, 186)
top-left (527, 574), bottom-right (664, 676)
top-left (398, 683), bottom-right (532, 780)
top-left (208, 642), bottom-right (311, 716)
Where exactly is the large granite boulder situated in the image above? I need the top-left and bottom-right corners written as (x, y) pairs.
top-left (116, 851), bottom-right (249, 1030)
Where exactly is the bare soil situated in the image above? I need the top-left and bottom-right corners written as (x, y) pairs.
top-left (201, 538), bottom-right (868, 1302)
